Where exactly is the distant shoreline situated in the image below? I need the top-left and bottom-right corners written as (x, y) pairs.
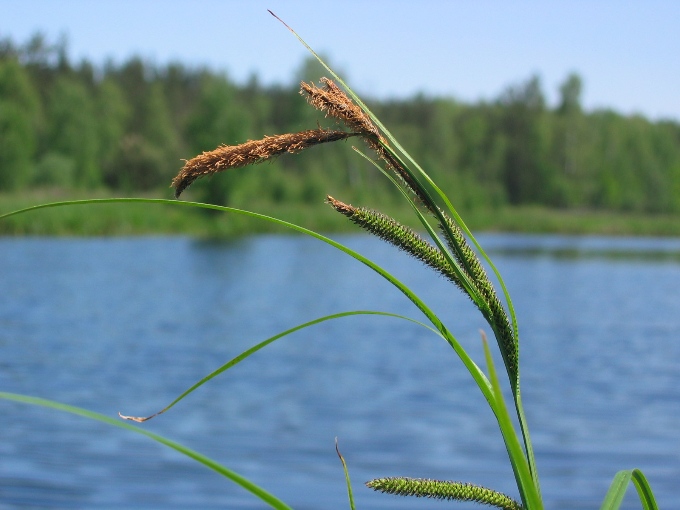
top-left (2, 189), bottom-right (679, 238)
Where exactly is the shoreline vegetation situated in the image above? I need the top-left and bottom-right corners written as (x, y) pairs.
top-left (2, 34), bottom-right (680, 241)
top-left (2, 189), bottom-right (680, 238)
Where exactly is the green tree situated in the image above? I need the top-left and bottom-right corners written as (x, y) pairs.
top-left (557, 73), bottom-right (583, 115)
top-left (110, 80), bottom-right (180, 191)
top-left (140, 81), bottom-right (182, 179)
top-left (653, 121), bottom-right (680, 212)
top-left (0, 57), bottom-right (42, 189)
top-left (552, 73), bottom-right (590, 206)
top-left (45, 75), bottom-right (100, 187)
top-left (589, 111), bottom-right (650, 211)
top-left (498, 76), bottom-right (555, 205)
top-left (455, 104), bottom-right (508, 207)
top-left (16, 33), bottom-right (72, 115)
top-left (96, 78), bottom-right (131, 186)
top-left (624, 116), bottom-right (675, 213)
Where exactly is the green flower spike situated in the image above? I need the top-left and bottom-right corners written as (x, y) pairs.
top-left (366, 477), bottom-right (523, 510)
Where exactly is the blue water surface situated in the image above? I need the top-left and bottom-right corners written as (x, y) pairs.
top-left (1, 233), bottom-right (679, 509)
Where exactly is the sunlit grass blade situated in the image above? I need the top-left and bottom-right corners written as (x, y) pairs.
top-left (0, 391), bottom-right (293, 510)
top-left (120, 310), bottom-right (441, 421)
top-left (335, 439), bottom-right (356, 510)
top-left (600, 471), bottom-right (629, 510)
top-left (600, 469), bottom-right (659, 510)
top-left (267, 15), bottom-right (538, 486)
top-left (481, 333), bottom-right (541, 510)
top-left (629, 470), bottom-right (659, 510)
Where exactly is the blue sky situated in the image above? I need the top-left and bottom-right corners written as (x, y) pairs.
top-left (2, 1), bottom-right (678, 121)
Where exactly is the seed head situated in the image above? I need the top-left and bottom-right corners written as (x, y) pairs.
top-left (171, 128), bottom-right (358, 198)
top-left (300, 78), bottom-right (380, 139)
top-left (366, 477), bottom-right (523, 510)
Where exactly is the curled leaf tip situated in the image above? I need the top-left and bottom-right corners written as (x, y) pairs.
top-left (118, 409), bottom-right (166, 422)
top-left (335, 437), bottom-right (346, 461)
top-left (118, 412), bottom-right (149, 422)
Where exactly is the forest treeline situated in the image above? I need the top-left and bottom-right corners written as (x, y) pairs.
top-left (2, 34), bottom-right (679, 214)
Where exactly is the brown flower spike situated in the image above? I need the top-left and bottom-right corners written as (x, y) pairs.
top-left (301, 78), bottom-right (427, 205)
top-left (172, 128), bottom-right (358, 198)
top-left (300, 78), bottom-right (380, 139)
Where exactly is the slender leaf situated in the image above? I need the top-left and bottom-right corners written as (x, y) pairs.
top-left (601, 471), bottom-right (630, 510)
top-left (482, 334), bottom-right (542, 510)
top-left (631, 469), bottom-right (659, 510)
top-left (336, 439), bottom-right (356, 510)
top-left (120, 310), bottom-right (441, 421)
top-left (600, 469), bottom-right (659, 510)
top-left (0, 392), bottom-right (293, 510)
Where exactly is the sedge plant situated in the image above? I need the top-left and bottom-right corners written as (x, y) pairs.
top-left (0, 12), bottom-right (661, 509)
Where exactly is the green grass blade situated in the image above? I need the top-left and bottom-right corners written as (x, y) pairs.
top-left (600, 469), bottom-right (659, 510)
top-left (1, 197), bottom-right (493, 405)
top-left (481, 335), bottom-right (542, 510)
top-left (0, 392), bottom-right (293, 510)
top-left (513, 389), bottom-right (540, 496)
top-left (601, 470), bottom-right (631, 510)
top-left (335, 439), bottom-right (356, 510)
top-left (265, 20), bottom-right (535, 482)
top-left (120, 310), bottom-right (441, 421)
top-left (0, 197), bottom-right (221, 221)
top-left (631, 469), bottom-right (659, 510)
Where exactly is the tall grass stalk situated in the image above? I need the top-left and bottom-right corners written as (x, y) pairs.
top-left (0, 12), bottom-right (661, 510)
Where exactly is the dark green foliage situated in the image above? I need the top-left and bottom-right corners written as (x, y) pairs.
top-left (46, 76), bottom-right (100, 187)
top-left (0, 58), bottom-right (42, 189)
top-left (1, 34), bottom-right (679, 215)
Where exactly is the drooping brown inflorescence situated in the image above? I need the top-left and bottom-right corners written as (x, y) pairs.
top-left (171, 128), bottom-right (359, 198)
top-left (301, 78), bottom-right (427, 204)
top-left (173, 77), bottom-right (424, 202)
top-left (300, 78), bottom-right (380, 139)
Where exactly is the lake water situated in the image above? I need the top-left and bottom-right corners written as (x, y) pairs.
top-left (1, 233), bottom-right (679, 509)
